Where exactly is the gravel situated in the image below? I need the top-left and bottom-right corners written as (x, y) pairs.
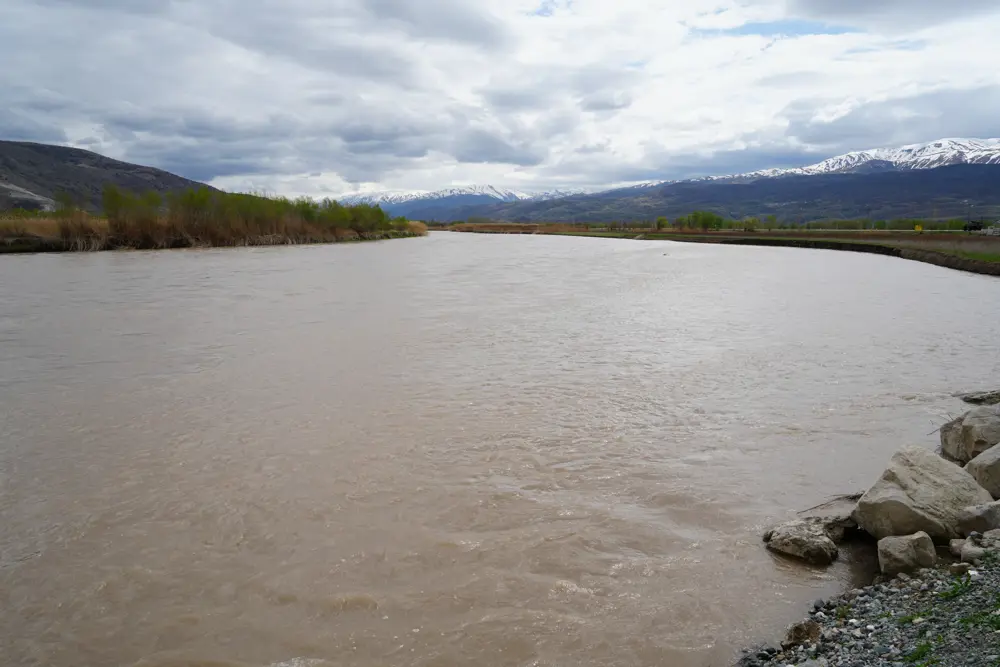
top-left (737, 556), bottom-right (1000, 667)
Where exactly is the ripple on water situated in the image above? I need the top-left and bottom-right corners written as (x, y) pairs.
top-left (1, 234), bottom-right (998, 667)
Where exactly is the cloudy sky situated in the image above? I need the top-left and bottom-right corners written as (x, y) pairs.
top-left (2, 0), bottom-right (999, 196)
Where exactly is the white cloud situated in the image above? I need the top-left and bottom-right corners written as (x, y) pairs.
top-left (1, 0), bottom-right (999, 196)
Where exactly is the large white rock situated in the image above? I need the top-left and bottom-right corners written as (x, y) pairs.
top-left (941, 406), bottom-right (1000, 464)
top-left (877, 532), bottom-right (937, 575)
top-left (763, 520), bottom-right (838, 565)
top-left (853, 446), bottom-right (994, 542)
top-left (939, 415), bottom-right (965, 463)
top-left (966, 446), bottom-right (1000, 499)
top-left (956, 501), bottom-right (1000, 535)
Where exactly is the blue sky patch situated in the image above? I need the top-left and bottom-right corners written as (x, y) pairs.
top-left (699, 19), bottom-right (858, 37)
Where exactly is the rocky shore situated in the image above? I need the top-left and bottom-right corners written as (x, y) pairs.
top-left (742, 395), bottom-right (1000, 666)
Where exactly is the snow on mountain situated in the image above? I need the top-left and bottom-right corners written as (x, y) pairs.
top-left (525, 188), bottom-right (592, 200)
top-left (339, 185), bottom-right (528, 206)
top-left (337, 139), bottom-right (1000, 209)
top-left (708, 138), bottom-right (1000, 182)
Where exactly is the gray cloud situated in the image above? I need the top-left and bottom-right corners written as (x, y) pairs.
top-left (452, 129), bottom-right (547, 166)
top-left (783, 86), bottom-right (1000, 149)
top-left (479, 63), bottom-right (640, 119)
top-left (553, 140), bottom-right (820, 185)
top-left (788, 0), bottom-right (1000, 29)
top-left (1, 0), bottom-right (998, 194)
top-left (579, 90), bottom-right (633, 112)
top-left (0, 109), bottom-right (68, 143)
top-left (361, 0), bottom-right (509, 48)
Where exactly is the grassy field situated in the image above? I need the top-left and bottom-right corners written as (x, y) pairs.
top-left (0, 187), bottom-right (427, 253)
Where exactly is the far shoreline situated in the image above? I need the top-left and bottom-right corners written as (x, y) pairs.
top-left (448, 225), bottom-right (1000, 277)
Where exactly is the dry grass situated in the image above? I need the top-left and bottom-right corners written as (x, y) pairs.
top-left (1, 212), bottom-right (428, 253)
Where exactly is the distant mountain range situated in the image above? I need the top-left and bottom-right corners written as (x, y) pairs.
top-left (340, 138), bottom-right (1000, 221)
top-left (694, 137), bottom-right (1000, 182)
top-left (3, 137), bottom-right (1000, 222)
top-left (339, 185), bottom-right (589, 219)
top-left (0, 140), bottom-right (211, 211)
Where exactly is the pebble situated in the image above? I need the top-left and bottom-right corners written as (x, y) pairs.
top-left (736, 556), bottom-right (1000, 667)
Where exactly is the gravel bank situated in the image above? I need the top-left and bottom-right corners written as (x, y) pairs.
top-left (738, 557), bottom-right (1000, 667)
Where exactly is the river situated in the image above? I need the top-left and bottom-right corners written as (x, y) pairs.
top-left (1, 232), bottom-right (998, 667)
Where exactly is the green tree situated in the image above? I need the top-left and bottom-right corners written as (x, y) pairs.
top-left (54, 190), bottom-right (76, 218)
top-left (102, 184), bottom-right (125, 222)
top-left (655, 216), bottom-right (669, 231)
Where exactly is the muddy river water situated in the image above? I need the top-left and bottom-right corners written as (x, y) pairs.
top-left (2, 233), bottom-right (998, 667)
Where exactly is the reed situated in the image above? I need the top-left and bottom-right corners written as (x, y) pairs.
top-left (0, 186), bottom-right (427, 253)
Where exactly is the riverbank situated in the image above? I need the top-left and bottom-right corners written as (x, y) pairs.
top-left (0, 187), bottom-right (427, 253)
top-left (742, 399), bottom-right (1000, 666)
top-left (446, 225), bottom-right (1000, 277)
top-left (738, 557), bottom-right (1000, 667)
top-left (0, 225), bottom-right (426, 254)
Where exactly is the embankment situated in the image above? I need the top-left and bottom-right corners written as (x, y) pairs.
top-left (661, 235), bottom-right (1000, 277)
top-left (746, 402), bottom-right (1000, 666)
top-left (448, 226), bottom-right (1000, 277)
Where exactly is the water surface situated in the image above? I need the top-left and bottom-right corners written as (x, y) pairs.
top-left (2, 233), bottom-right (998, 667)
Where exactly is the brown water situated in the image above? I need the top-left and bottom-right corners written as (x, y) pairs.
top-left (2, 233), bottom-right (999, 667)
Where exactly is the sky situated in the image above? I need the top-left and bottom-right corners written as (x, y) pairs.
top-left (2, 0), bottom-right (1000, 197)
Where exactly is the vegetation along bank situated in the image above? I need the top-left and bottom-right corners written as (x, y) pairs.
top-left (0, 185), bottom-right (427, 254)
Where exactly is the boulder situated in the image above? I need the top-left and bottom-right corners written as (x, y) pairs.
top-left (853, 446), bottom-right (993, 542)
top-left (961, 541), bottom-right (988, 564)
top-left (950, 562), bottom-right (973, 575)
top-left (958, 389), bottom-right (1000, 406)
top-left (764, 520), bottom-right (838, 565)
top-left (877, 532), bottom-right (937, 576)
top-left (956, 501), bottom-right (1000, 535)
top-left (966, 446), bottom-right (1000, 499)
top-left (939, 416), bottom-right (965, 463)
top-left (949, 539), bottom-right (967, 557)
top-left (963, 405), bottom-right (1000, 457)
top-left (783, 620), bottom-right (821, 649)
top-left (941, 406), bottom-right (1000, 464)
top-left (797, 494), bottom-right (860, 542)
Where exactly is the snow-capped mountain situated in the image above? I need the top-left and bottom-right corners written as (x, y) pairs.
top-left (335, 138), bottom-right (1000, 220)
top-left (336, 185), bottom-right (595, 218)
top-left (339, 185), bottom-right (528, 207)
top-left (709, 138), bottom-right (1000, 182)
top-left (338, 185), bottom-right (593, 207)
top-left (609, 138), bottom-right (1000, 192)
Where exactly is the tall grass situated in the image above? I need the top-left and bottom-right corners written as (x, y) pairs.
top-left (0, 185), bottom-right (427, 252)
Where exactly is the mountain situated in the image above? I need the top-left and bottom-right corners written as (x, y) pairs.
top-left (705, 138), bottom-right (1000, 183)
top-left (0, 141), bottom-right (212, 211)
top-left (461, 163), bottom-right (1000, 223)
top-left (350, 138), bottom-right (1000, 222)
top-left (338, 185), bottom-right (590, 218)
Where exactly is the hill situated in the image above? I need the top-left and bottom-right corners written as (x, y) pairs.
top-left (339, 186), bottom-right (585, 219)
top-left (0, 141), bottom-right (212, 211)
top-left (428, 164), bottom-right (1000, 223)
top-left (342, 138), bottom-right (1000, 222)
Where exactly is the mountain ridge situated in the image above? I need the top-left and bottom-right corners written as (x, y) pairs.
top-left (334, 137), bottom-right (1000, 220)
top-left (0, 140), bottom-right (213, 211)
